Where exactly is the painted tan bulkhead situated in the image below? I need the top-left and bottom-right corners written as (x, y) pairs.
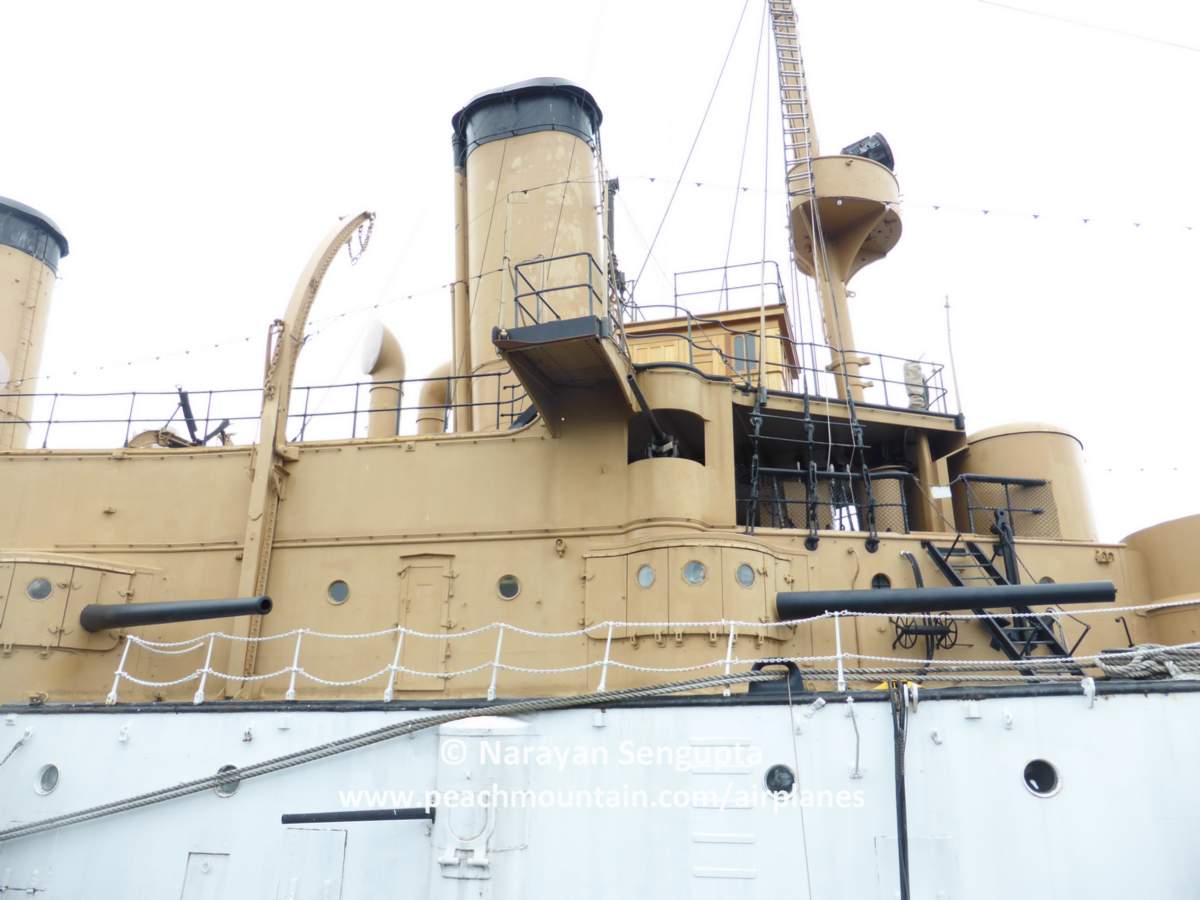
top-left (0, 77), bottom-right (1192, 706)
top-left (1123, 514), bottom-right (1200, 643)
top-left (0, 362), bottom-right (1167, 703)
top-left (949, 423), bottom-right (1098, 541)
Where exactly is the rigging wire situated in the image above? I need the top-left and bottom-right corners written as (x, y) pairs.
top-left (0, 670), bottom-right (783, 844)
top-left (545, 138), bottom-right (581, 299)
top-left (12, 268), bottom-right (505, 390)
top-left (469, 141), bottom-right (508, 326)
top-left (757, 0), bottom-right (771, 394)
top-left (721, 0), bottom-right (769, 311)
top-left (784, 669), bottom-right (817, 900)
top-left (616, 198), bottom-right (674, 303)
top-left (978, 0), bottom-right (1200, 54)
top-left (632, 0), bottom-right (753, 300)
top-left (623, 175), bottom-right (1199, 232)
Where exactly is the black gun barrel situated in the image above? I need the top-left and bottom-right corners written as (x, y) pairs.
top-left (281, 808), bottom-right (434, 825)
top-left (625, 375), bottom-right (672, 447)
top-left (776, 582), bottom-right (1115, 620)
top-left (80, 595), bottom-right (273, 633)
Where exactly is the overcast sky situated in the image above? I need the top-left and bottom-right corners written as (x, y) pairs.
top-left (4, 0), bottom-right (1198, 540)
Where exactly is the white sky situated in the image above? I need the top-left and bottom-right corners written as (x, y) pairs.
top-left (4, 0), bottom-right (1198, 541)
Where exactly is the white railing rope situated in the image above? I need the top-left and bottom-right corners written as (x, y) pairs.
top-left (98, 602), bottom-right (1200, 704)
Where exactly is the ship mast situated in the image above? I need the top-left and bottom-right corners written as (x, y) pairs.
top-left (768, 0), bottom-right (902, 402)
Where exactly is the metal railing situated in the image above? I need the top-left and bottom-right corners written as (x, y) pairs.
top-left (628, 302), bottom-right (949, 413)
top-left (672, 260), bottom-right (791, 316)
top-left (0, 370), bottom-right (530, 450)
top-left (512, 251), bottom-right (605, 325)
top-left (511, 251), bottom-right (628, 356)
top-left (740, 468), bottom-right (911, 534)
top-left (954, 474), bottom-right (1061, 539)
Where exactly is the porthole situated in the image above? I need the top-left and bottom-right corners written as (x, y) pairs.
top-left (682, 560), bottom-right (707, 586)
top-left (764, 763), bottom-right (795, 795)
top-left (26, 577), bottom-right (52, 601)
top-left (36, 764), bottom-right (59, 795)
top-left (327, 580), bottom-right (350, 605)
top-left (735, 563), bottom-right (756, 588)
top-left (497, 575), bottom-right (521, 600)
top-left (1038, 576), bottom-right (1056, 585)
top-left (636, 564), bottom-right (656, 589)
top-left (1023, 759), bottom-right (1060, 797)
top-left (214, 764), bottom-right (240, 798)
top-left (871, 573), bottom-right (892, 590)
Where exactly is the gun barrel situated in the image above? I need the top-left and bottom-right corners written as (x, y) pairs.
top-left (775, 582), bottom-right (1115, 620)
top-left (80, 596), bottom-right (272, 633)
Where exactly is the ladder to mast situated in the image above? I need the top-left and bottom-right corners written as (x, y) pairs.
top-left (768, 0), bottom-right (818, 202)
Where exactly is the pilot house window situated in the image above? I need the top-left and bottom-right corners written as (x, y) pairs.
top-left (730, 333), bottom-right (758, 374)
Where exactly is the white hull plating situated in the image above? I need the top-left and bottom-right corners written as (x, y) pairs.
top-left (1, 687), bottom-right (1197, 897)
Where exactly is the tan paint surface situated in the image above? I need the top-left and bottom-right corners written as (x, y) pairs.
top-left (464, 130), bottom-right (603, 430)
top-left (0, 246), bottom-right (56, 450)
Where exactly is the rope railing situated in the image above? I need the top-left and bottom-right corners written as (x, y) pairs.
top-left (103, 598), bottom-right (1200, 705)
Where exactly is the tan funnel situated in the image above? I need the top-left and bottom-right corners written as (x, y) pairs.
top-left (0, 198), bottom-right (68, 450)
top-left (451, 78), bottom-right (605, 431)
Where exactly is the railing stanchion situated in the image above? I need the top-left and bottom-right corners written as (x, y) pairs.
top-left (833, 612), bottom-right (847, 692)
top-left (42, 393), bottom-right (59, 449)
top-left (106, 637), bottom-right (134, 705)
top-left (203, 390), bottom-right (214, 441)
top-left (298, 386), bottom-right (311, 441)
top-left (487, 624), bottom-right (506, 701)
top-left (350, 383), bottom-right (360, 439)
top-left (285, 629), bottom-right (305, 701)
top-left (383, 626), bottom-right (405, 702)
top-left (193, 634), bottom-right (216, 705)
top-left (597, 622), bottom-right (614, 693)
top-left (123, 391), bottom-right (138, 447)
top-left (722, 621), bottom-right (737, 698)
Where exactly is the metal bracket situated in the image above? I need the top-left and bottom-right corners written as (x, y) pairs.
top-left (1081, 676), bottom-right (1096, 708)
top-left (438, 804), bottom-right (495, 879)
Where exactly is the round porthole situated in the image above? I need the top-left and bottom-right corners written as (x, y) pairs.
top-left (327, 580), bottom-right (350, 605)
top-left (1023, 759), bottom-right (1060, 797)
top-left (636, 564), bottom-right (655, 589)
top-left (735, 563), bottom-right (755, 588)
top-left (26, 577), bottom-right (52, 601)
top-left (214, 764), bottom-right (240, 798)
top-left (682, 560), bottom-right (707, 586)
top-left (36, 764), bottom-right (59, 795)
top-left (871, 573), bottom-right (892, 590)
top-left (497, 575), bottom-right (521, 600)
top-left (764, 763), bottom-right (795, 795)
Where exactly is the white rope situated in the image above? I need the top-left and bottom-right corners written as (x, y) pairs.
top-left (108, 645), bottom-right (1200, 699)
top-left (0, 670), bottom-right (787, 845)
top-left (119, 598), bottom-right (1200, 654)
top-left (102, 605), bottom-right (1200, 702)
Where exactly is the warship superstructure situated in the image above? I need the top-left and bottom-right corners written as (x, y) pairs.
top-left (2, 3), bottom-right (1199, 896)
